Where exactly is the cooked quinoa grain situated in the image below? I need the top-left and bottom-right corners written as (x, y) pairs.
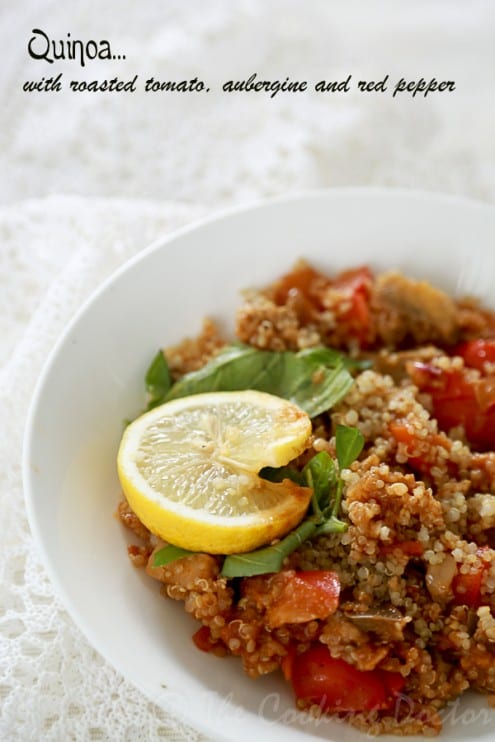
top-left (118, 263), bottom-right (495, 736)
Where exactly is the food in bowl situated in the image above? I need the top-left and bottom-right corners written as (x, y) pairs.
top-left (117, 262), bottom-right (495, 736)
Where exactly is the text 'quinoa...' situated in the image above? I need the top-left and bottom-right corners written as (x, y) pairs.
top-left (117, 261), bottom-right (495, 736)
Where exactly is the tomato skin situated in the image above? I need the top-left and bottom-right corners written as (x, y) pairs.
top-left (272, 265), bottom-right (373, 345)
top-left (290, 645), bottom-right (404, 713)
top-left (381, 669), bottom-right (407, 698)
top-left (389, 420), bottom-right (451, 475)
top-left (408, 362), bottom-right (495, 451)
top-left (272, 265), bottom-right (329, 317)
top-left (332, 266), bottom-right (373, 344)
top-left (455, 340), bottom-right (495, 372)
top-left (452, 571), bottom-right (484, 608)
top-left (267, 570), bottom-right (340, 628)
top-left (192, 625), bottom-right (215, 652)
top-left (380, 540), bottom-right (424, 558)
top-left (243, 570), bottom-right (340, 629)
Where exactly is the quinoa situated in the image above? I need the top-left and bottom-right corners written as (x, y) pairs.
top-left (118, 263), bottom-right (495, 736)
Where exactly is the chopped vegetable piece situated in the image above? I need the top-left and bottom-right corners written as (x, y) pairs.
top-left (389, 419), bottom-right (452, 475)
top-left (455, 339), bottom-right (495, 372)
top-left (408, 361), bottom-right (495, 450)
top-left (266, 570), bottom-right (340, 627)
top-left (243, 570), bottom-right (340, 628)
top-left (380, 540), bottom-right (425, 557)
top-left (332, 266), bottom-right (373, 344)
top-left (272, 264), bottom-right (329, 319)
top-left (272, 264), bottom-right (373, 344)
top-left (452, 547), bottom-right (490, 608)
top-left (192, 625), bottom-right (221, 653)
top-left (289, 646), bottom-right (405, 712)
top-left (425, 554), bottom-right (457, 603)
top-left (452, 570), bottom-right (484, 608)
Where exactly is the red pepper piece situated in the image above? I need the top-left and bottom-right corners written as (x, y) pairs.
top-left (455, 340), bottom-right (495, 373)
top-left (290, 645), bottom-right (405, 713)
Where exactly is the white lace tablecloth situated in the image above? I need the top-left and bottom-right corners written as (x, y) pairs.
top-left (2, 1), bottom-right (495, 740)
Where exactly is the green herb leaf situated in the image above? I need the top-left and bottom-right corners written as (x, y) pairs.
top-left (302, 451), bottom-right (337, 509)
top-left (336, 424), bottom-right (365, 470)
top-left (259, 466), bottom-right (304, 485)
top-left (145, 351), bottom-right (172, 409)
top-left (164, 345), bottom-right (257, 399)
top-left (298, 347), bottom-right (372, 371)
top-left (221, 518), bottom-right (318, 578)
top-left (163, 344), bottom-right (353, 418)
top-left (152, 544), bottom-right (195, 567)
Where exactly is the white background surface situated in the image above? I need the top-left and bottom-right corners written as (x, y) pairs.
top-left (1, 1), bottom-right (495, 740)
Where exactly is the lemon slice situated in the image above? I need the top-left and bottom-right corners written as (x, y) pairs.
top-left (117, 390), bottom-right (312, 554)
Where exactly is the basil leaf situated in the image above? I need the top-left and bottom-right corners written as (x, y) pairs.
top-left (145, 351), bottom-right (172, 409)
top-left (152, 544), bottom-right (195, 567)
top-left (221, 519), bottom-right (317, 578)
top-left (335, 424), bottom-right (365, 470)
top-left (298, 347), bottom-right (372, 371)
top-left (302, 451), bottom-right (336, 508)
top-left (164, 345), bottom-right (257, 399)
top-left (260, 466), bottom-right (304, 485)
top-left (163, 344), bottom-right (354, 418)
top-left (281, 358), bottom-right (353, 419)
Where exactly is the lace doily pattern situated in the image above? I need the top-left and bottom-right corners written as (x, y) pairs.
top-left (0, 197), bottom-right (209, 742)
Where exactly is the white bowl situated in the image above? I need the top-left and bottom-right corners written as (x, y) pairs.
top-left (24, 190), bottom-right (495, 741)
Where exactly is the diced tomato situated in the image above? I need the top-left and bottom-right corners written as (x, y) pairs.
top-left (272, 265), bottom-right (329, 319)
top-left (333, 266), bottom-right (373, 294)
top-left (192, 625), bottom-right (214, 652)
top-left (389, 421), bottom-right (415, 447)
top-left (332, 266), bottom-right (373, 344)
top-left (290, 645), bottom-right (405, 713)
top-left (272, 265), bottom-right (373, 345)
top-left (452, 571), bottom-right (484, 608)
top-left (452, 547), bottom-right (491, 608)
top-left (389, 420), bottom-right (427, 473)
top-left (389, 420), bottom-right (452, 475)
top-left (349, 290), bottom-right (370, 327)
top-left (380, 540), bottom-right (424, 558)
top-left (408, 361), bottom-right (495, 451)
top-left (389, 421), bottom-right (419, 451)
top-left (455, 340), bottom-right (495, 373)
top-left (381, 669), bottom-right (407, 698)
top-left (266, 570), bottom-right (340, 629)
